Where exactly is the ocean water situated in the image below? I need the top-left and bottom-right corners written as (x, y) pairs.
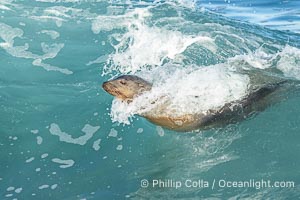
top-left (1, 0), bottom-right (300, 199)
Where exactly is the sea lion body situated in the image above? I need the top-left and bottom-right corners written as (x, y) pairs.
top-left (102, 74), bottom-right (286, 132)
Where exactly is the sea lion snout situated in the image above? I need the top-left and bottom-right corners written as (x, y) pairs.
top-left (102, 80), bottom-right (120, 97)
top-left (102, 81), bottom-right (113, 94)
top-left (102, 81), bottom-right (111, 93)
top-left (102, 78), bottom-right (131, 100)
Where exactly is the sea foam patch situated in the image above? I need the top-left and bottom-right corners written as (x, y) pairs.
top-left (40, 30), bottom-right (60, 40)
top-left (0, 22), bottom-right (72, 74)
top-left (49, 123), bottom-right (100, 145)
top-left (52, 158), bottom-right (75, 168)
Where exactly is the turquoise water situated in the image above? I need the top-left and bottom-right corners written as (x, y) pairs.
top-left (200, 0), bottom-right (300, 33)
top-left (1, 0), bottom-right (300, 199)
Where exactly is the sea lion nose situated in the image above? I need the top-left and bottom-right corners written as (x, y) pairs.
top-left (102, 81), bottom-right (110, 92)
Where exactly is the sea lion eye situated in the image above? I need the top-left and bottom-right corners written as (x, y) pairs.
top-left (120, 80), bottom-right (127, 85)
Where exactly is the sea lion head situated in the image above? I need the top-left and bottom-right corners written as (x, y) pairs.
top-left (102, 75), bottom-right (152, 102)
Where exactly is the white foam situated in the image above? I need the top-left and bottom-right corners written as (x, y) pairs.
top-left (36, 0), bottom-right (104, 3)
top-left (82, 124), bottom-right (100, 137)
top-left (91, 9), bottom-right (151, 34)
top-left (108, 128), bottom-right (118, 137)
top-left (92, 8), bottom-right (215, 74)
top-left (277, 45), bottom-right (300, 80)
top-left (33, 59), bottom-right (73, 74)
top-left (137, 128), bottom-right (143, 133)
top-left (229, 49), bottom-right (275, 70)
top-left (116, 144), bottom-right (123, 151)
top-left (0, 22), bottom-right (23, 46)
top-left (40, 30), bottom-right (60, 40)
top-left (92, 139), bottom-right (101, 151)
top-left (49, 123), bottom-right (100, 145)
top-left (36, 0), bottom-right (60, 2)
top-left (156, 126), bottom-right (165, 137)
top-left (51, 184), bottom-right (58, 190)
top-left (0, 23), bottom-right (72, 74)
top-left (30, 16), bottom-right (65, 27)
top-left (14, 188), bottom-right (22, 193)
top-left (92, 15), bottom-right (130, 33)
top-left (0, 5), bottom-right (11, 10)
top-left (31, 5), bottom-right (93, 28)
top-left (25, 157), bottom-right (35, 163)
top-left (86, 55), bottom-right (108, 66)
top-left (111, 64), bottom-right (250, 124)
top-left (31, 129), bottom-right (39, 134)
top-left (195, 154), bottom-right (236, 171)
top-left (109, 25), bottom-right (214, 74)
top-left (36, 0), bottom-right (58, 2)
top-left (38, 185), bottom-right (49, 190)
top-left (7, 186), bottom-right (15, 191)
top-left (44, 6), bottom-right (73, 18)
top-left (229, 45), bottom-right (300, 80)
top-left (174, 0), bottom-right (197, 9)
top-left (44, 6), bottom-right (85, 20)
top-left (41, 153), bottom-right (49, 159)
top-left (93, 112), bottom-right (99, 116)
top-left (52, 158), bottom-right (75, 168)
top-left (36, 136), bottom-right (43, 145)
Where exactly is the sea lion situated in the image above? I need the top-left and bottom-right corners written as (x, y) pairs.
top-left (102, 74), bottom-right (286, 132)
